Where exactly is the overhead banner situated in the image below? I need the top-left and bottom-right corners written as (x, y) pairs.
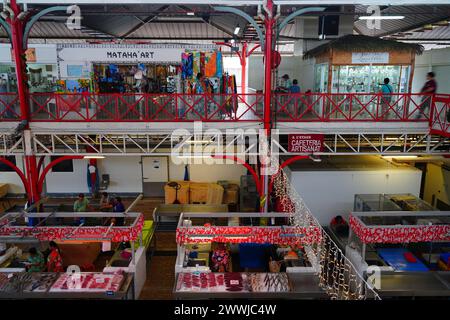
top-left (288, 134), bottom-right (324, 153)
top-left (57, 44), bottom-right (217, 64)
top-left (351, 52), bottom-right (389, 64)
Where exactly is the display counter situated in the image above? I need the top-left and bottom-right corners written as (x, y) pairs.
top-left (153, 204), bottom-right (228, 230)
top-left (0, 210), bottom-right (146, 299)
top-left (173, 272), bottom-right (326, 299)
top-left (348, 211), bottom-right (450, 298)
top-left (377, 271), bottom-right (450, 298)
top-left (0, 271), bottom-right (134, 299)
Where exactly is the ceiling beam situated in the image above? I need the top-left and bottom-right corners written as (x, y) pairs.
top-left (121, 4), bottom-right (171, 38)
top-left (14, 0), bottom-right (450, 4)
top-left (176, 5), bottom-right (236, 38)
top-left (0, 36), bottom-right (233, 40)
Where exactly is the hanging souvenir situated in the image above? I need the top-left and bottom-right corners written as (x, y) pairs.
top-left (193, 51), bottom-right (201, 77)
top-left (205, 52), bottom-right (217, 78)
top-left (182, 53), bottom-right (193, 80)
top-left (216, 51), bottom-right (223, 78)
top-left (200, 52), bottom-right (206, 76)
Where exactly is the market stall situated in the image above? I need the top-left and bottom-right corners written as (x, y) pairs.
top-left (300, 35), bottom-right (425, 121)
top-left (354, 193), bottom-right (438, 212)
top-left (347, 211), bottom-right (450, 298)
top-left (0, 210), bottom-right (147, 298)
top-left (0, 271), bottom-right (134, 299)
top-left (173, 212), bottom-right (326, 299)
top-left (326, 193), bottom-right (438, 252)
top-left (304, 35), bottom-right (423, 94)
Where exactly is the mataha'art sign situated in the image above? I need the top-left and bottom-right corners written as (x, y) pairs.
top-left (57, 44), bottom-right (216, 64)
top-left (288, 134), bottom-right (324, 153)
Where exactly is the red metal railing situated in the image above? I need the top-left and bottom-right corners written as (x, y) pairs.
top-left (273, 93), bottom-right (436, 122)
top-left (430, 94), bottom-right (450, 138)
top-left (0, 93), bottom-right (20, 121)
top-left (1, 93), bottom-right (450, 136)
top-left (24, 92), bottom-right (264, 122)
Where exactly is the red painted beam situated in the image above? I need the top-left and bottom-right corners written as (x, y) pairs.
top-left (0, 156), bottom-right (30, 196)
top-left (211, 155), bottom-right (262, 197)
top-left (37, 156), bottom-right (83, 194)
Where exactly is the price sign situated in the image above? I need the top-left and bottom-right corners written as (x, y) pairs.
top-left (288, 134), bottom-right (324, 153)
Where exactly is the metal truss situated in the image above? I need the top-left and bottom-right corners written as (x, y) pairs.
top-left (29, 131), bottom-right (260, 156)
top-left (0, 133), bottom-right (24, 155)
top-left (14, 131), bottom-right (448, 156)
top-left (274, 132), bottom-right (449, 156)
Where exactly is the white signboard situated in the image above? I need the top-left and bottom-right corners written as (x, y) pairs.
top-left (57, 44), bottom-right (216, 64)
top-left (0, 44), bottom-right (57, 63)
top-left (351, 52), bottom-right (389, 64)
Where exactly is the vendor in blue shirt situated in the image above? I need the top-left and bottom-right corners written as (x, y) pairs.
top-left (289, 79), bottom-right (301, 93)
top-left (112, 196), bottom-right (125, 226)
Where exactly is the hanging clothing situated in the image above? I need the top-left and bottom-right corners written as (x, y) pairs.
top-left (86, 164), bottom-right (99, 194)
top-left (200, 52), bottom-right (206, 76)
top-left (193, 52), bottom-right (201, 77)
top-left (216, 51), bottom-right (223, 78)
top-left (182, 53), bottom-right (193, 80)
top-left (205, 52), bottom-right (217, 78)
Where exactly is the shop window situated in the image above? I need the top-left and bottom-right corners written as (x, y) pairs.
top-left (0, 156), bottom-right (16, 172)
top-left (51, 156), bottom-right (74, 172)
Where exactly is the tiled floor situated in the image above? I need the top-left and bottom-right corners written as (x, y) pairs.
top-left (139, 255), bottom-right (177, 299)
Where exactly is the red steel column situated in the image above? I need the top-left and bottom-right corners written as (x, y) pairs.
top-left (10, 0), bottom-right (29, 124)
top-left (9, 1), bottom-right (39, 205)
top-left (260, 5), bottom-right (275, 212)
top-left (241, 42), bottom-right (247, 95)
top-left (24, 155), bottom-right (40, 203)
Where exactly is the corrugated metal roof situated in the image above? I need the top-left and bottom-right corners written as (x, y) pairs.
top-left (0, 21), bottom-right (105, 39)
top-left (128, 22), bottom-right (231, 39)
top-left (399, 25), bottom-right (450, 40)
top-left (355, 5), bottom-right (450, 37)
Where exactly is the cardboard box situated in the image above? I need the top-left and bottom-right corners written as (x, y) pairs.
top-left (164, 181), bottom-right (190, 204)
top-left (0, 184), bottom-right (8, 199)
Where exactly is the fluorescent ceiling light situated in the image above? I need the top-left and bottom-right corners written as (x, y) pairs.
top-left (186, 140), bottom-right (213, 144)
top-left (84, 155), bottom-right (105, 159)
top-left (186, 12), bottom-right (195, 16)
top-left (359, 16), bottom-right (405, 20)
top-left (234, 27), bottom-right (240, 35)
top-left (174, 155), bottom-right (213, 159)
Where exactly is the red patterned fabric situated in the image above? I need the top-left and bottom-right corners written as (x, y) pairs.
top-left (176, 225), bottom-right (322, 245)
top-left (349, 214), bottom-right (450, 244)
top-left (0, 214), bottom-right (145, 242)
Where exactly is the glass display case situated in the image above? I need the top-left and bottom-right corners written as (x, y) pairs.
top-left (331, 65), bottom-right (411, 93)
top-left (314, 63), bottom-right (329, 93)
top-left (354, 193), bottom-right (438, 213)
top-left (354, 194), bottom-right (402, 212)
